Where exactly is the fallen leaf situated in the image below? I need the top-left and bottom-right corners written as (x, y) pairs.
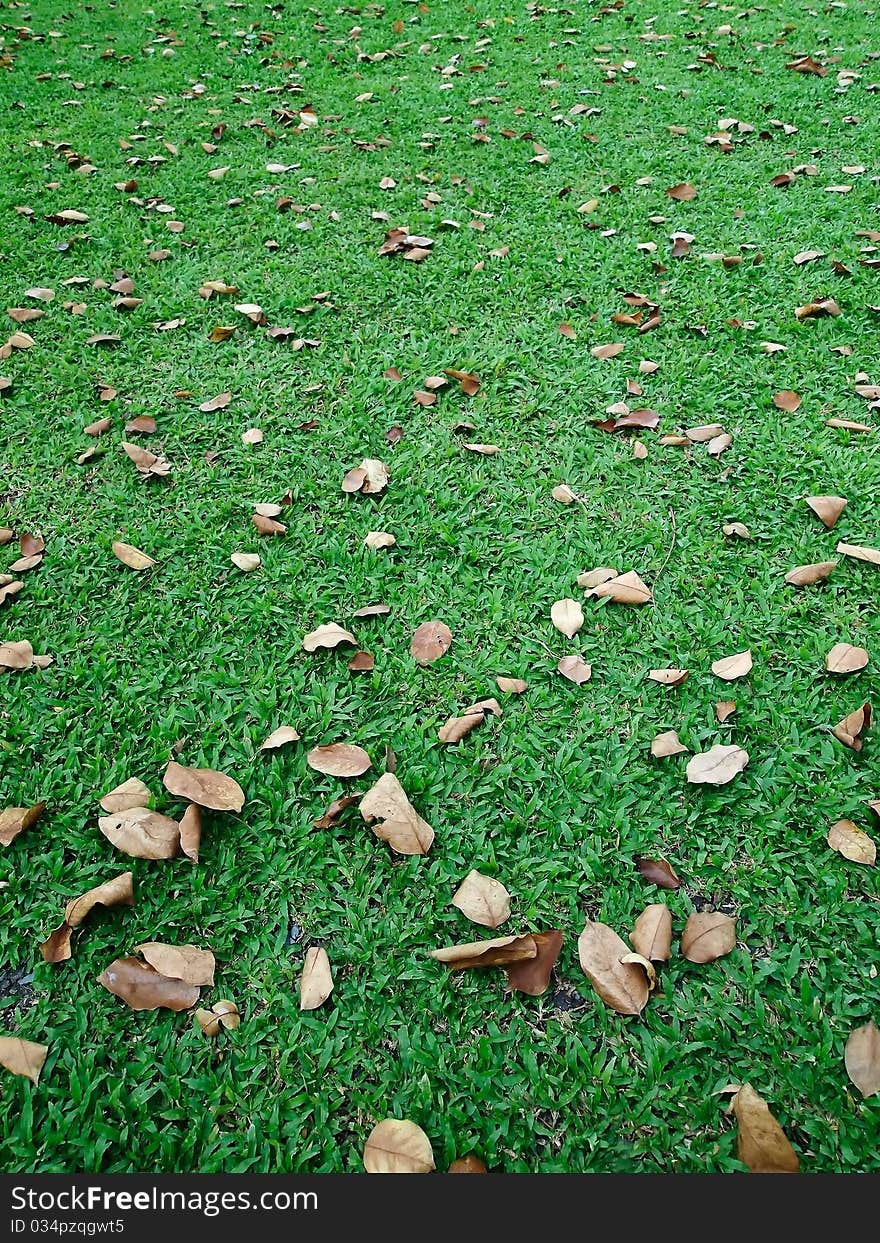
top-left (832, 703), bottom-right (871, 751)
top-left (364, 531), bottom-right (396, 550)
top-left (451, 870), bottom-right (511, 928)
top-left (836, 542), bottom-right (880, 567)
top-left (348, 650), bottom-right (375, 672)
top-left (431, 934), bottom-right (536, 969)
top-left (111, 541), bottom-right (155, 571)
top-left (588, 570), bottom-right (653, 605)
top-left (134, 943), bottom-right (215, 986)
top-left (97, 957), bottom-right (199, 1011)
top-left (773, 391), bottom-right (801, 412)
top-left (666, 182), bottom-right (696, 200)
top-left (303, 623), bottom-right (357, 652)
top-left (307, 743), bottom-right (372, 778)
top-left (578, 567), bottom-right (618, 589)
top-left (631, 905), bottom-right (672, 962)
top-left (199, 391), bottom-right (231, 412)
top-left (496, 676), bottom-right (528, 694)
top-left (252, 515), bottom-right (286, 536)
top-left (785, 560), bottom-right (837, 586)
top-left (681, 912), bottom-right (736, 962)
top-left (805, 495), bottom-right (847, 528)
top-left (826, 643), bottom-right (868, 674)
top-left (723, 523), bottom-right (751, 539)
top-left (241, 428), bottom-right (263, 446)
top-left (40, 871), bottom-right (135, 964)
top-left (261, 726), bottom-right (301, 751)
top-left (557, 654), bottom-right (592, 684)
top-left (462, 443), bottom-right (500, 455)
top-left (716, 701), bottom-right (737, 723)
top-left (551, 598), bottom-right (584, 639)
top-left (651, 730), bottom-right (688, 757)
top-left (363, 1120), bottom-right (435, 1174)
top-left (162, 761), bottom-right (244, 812)
top-left (827, 819), bottom-right (876, 865)
top-left (179, 804), bottom-right (201, 864)
top-left (359, 772), bottom-right (433, 855)
top-left (648, 668), bottom-right (689, 686)
top-left (686, 745), bottom-right (749, 785)
top-left (711, 650), bottom-right (753, 681)
top-left (591, 342), bottom-right (625, 360)
top-left (504, 929), bottom-right (564, 996)
top-left (0, 640), bottom-right (35, 671)
top-left (552, 484), bottom-right (577, 503)
top-left (342, 459), bottom-right (389, 495)
top-left (231, 552), bottom-right (260, 572)
top-left (313, 795), bottom-right (361, 829)
top-left (845, 1022), bottom-right (880, 1098)
top-left (0, 802), bottom-right (46, 847)
top-left (577, 921), bottom-right (650, 1015)
top-left (99, 777), bottom-right (151, 814)
top-left (99, 807), bottom-right (180, 859)
top-left (195, 999), bottom-right (240, 1037)
top-left (0, 1036), bottom-right (48, 1085)
top-left (448, 1156), bottom-right (488, 1174)
top-left (731, 1084), bottom-right (800, 1173)
top-left (410, 620), bottom-right (452, 664)
top-left (300, 947), bottom-right (334, 1010)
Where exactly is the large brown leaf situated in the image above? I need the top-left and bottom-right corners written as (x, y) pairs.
top-left (99, 807), bottom-right (181, 859)
top-left (302, 623), bottom-right (356, 652)
top-left (505, 930), bottom-right (563, 996)
top-left (686, 745), bottom-right (749, 785)
top-left (731, 1084), bottom-right (799, 1173)
top-left (307, 743), bottom-right (372, 777)
top-left (844, 1021), bottom-right (880, 1098)
top-left (410, 620), bottom-right (452, 664)
top-left (827, 819), bottom-right (876, 865)
top-left (97, 956), bottom-right (200, 1011)
top-left (431, 933), bottom-right (537, 970)
top-left (40, 871), bottom-right (134, 963)
top-left (359, 773), bottom-right (434, 854)
top-left (0, 801), bottom-right (45, 847)
top-left (577, 921), bottom-right (650, 1015)
top-left (0, 640), bottom-right (35, 670)
top-left (300, 947), bottom-right (334, 1010)
top-left (681, 912), bottom-right (736, 962)
top-left (0, 1036), bottom-right (48, 1085)
top-left (825, 643), bottom-right (869, 675)
top-left (451, 870), bottom-right (511, 928)
top-left (784, 560), bottom-right (836, 587)
top-left (363, 1120), bottom-right (435, 1174)
top-left (162, 761), bottom-right (244, 811)
top-left (134, 943), bottom-right (215, 986)
top-left (631, 904), bottom-right (672, 962)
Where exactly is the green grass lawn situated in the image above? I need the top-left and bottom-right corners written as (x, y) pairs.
top-left (1, 0), bottom-right (878, 1173)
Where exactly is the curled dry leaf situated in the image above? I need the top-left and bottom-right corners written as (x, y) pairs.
top-left (261, 726), bottom-right (301, 751)
top-left (112, 540), bottom-right (154, 571)
top-left (163, 760), bottom-right (244, 812)
top-left (451, 870), bottom-right (511, 929)
top-left (681, 912), bottom-right (736, 963)
top-left (588, 570), bottom-right (652, 605)
top-left (0, 1036), bottom-right (48, 1085)
top-left (723, 522), bottom-right (751, 539)
top-left (231, 552), bottom-right (261, 572)
top-left (364, 531), bottom-right (396, 550)
top-left (363, 1120), bottom-right (435, 1174)
top-left (826, 643), bottom-right (868, 674)
top-left (844, 1021), bottom-right (880, 1099)
top-left (313, 794), bottom-right (360, 829)
top-left (308, 743), bottom-right (372, 778)
top-left (303, 623), bottom-right (357, 652)
top-left (832, 703), bottom-right (871, 751)
top-left (711, 650), bottom-right (753, 681)
top-left (0, 801), bottom-right (46, 847)
top-left (497, 676), bottom-right (528, 694)
top-left (551, 598), bottom-right (584, 639)
top-left (785, 560), bottom-right (837, 587)
top-left (99, 807), bottom-right (180, 859)
top-left (557, 654), bottom-right (592, 684)
top-left (252, 514), bottom-right (286, 536)
top-left (578, 567), bottom-right (618, 589)
top-left (666, 182), bottom-right (696, 200)
top-left (836, 541), bottom-right (880, 567)
top-left (631, 904), bottom-right (672, 962)
top-left (410, 619), bottom-right (452, 664)
top-left (686, 425), bottom-right (723, 444)
top-left (730, 1084), bottom-right (800, 1174)
top-left (827, 819), bottom-right (876, 865)
top-left (0, 581), bottom-right (24, 607)
top-left (99, 777), bottom-right (151, 814)
top-left (648, 668), bottom-right (689, 686)
top-left (40, 871), bottom-right (134, 964)
top-left (300, 947), bottom-right (334, 1011)
top-left (448, 1156), bottom-right (488, 1174)
top-left (342, 458), bottom-right (389, 495)
top-left (636, 857), bottom-right (681, 889)
top-left (806, 495), bottom-right (847, 528)
top-left (135, 943), bottom-right (215, 986)
top-left (577, 921), bottom-right (649, 1015)
top-left (199, 391), bottom-right (231, 413)
top-left (505, 930), bottom-right (563, 996)
top-left (241, 428), bottom-right (263, 446)
top-left (552, 484), bottom-right (577, 503)
top-left (348, 650), bottom-right (375, 672)
top-left (359, 772), bottom-right (433, 855)
top-left (353, 603), bottom-right (391, 618)
top-left (686, 744), bottom-right (749, 785)
top-left (438, 711), bottom-right (485, 744)
top-left (179, 804), bottom-right (201, 864)
top-left (591, 342), bottom-right (624, 360)
top-left (431, 933), bottom-right (536, 970)
top-left (195, 999), bottom-right (240, 1037)
top-left (651, 730), bottom-right (688, 758)
top-left (97, 957), bottom-right (200, 1012)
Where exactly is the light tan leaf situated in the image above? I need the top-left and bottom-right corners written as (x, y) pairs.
top-left (231, 552), bottom-right (261, 572)
top-left (827, 819), bottom-right (876, 865)
top-left (261, 726), bottom-right (301, 751)
top-left (179, 804), bottom-right (201, 864)
top-left (0, 801), bottom-right (46, 847)
top-left (496, 676), bottom-right (528, 694)
top-left (825, 417), bottom-right (871, 432)
top-left (112, 540), bottom-right (154, 571)
top-left (462, 443), bottom-right (500, 455)
top-left (430, 933), bottom-right (536, 969)
top-left (504, 930), bottom-right (564, 996)
top-left (438, 713), bottom-right (485, 744)
top-left (300, 947), bottom-right (334, 1010)
top-left (631, 904), bottom-right (672, 962)
top-left (135, 943), bottom-right (215, 986)
top-left (448, 1156), bottom-right (489, 1174)
top-left (806, 495), bottom-right (847, 528)
top-left (685, 423), bottom-right (723, 443)
top-left (99, 777), bottom-right (151, 814)
top-left (241, 427), bottom-right (263, 445)
top-left (303, 623), bottom-right (357, 652)
top-left (577, 921), bottom-right (649, 1015)
top-left (359, 772), bottom-right (433, 854)
top-left (364, 531), bottom-right (396, 549)
top-left (589, 570), bottom-right (653, 605)
top-left (551, 598), bottom-right (584, 639)
top-left (577, 567), bottom-right (618, 589)
top-left (591, 342), bottom-right (624, 360)
top-left (307, 743), bottom-right (372, 778)
top-left (681, 912), bottom-right (736, 962)
top-left (686, 745), bottom-right (749, 785)
top-left (785, 560), bottom-right (837, 586)
top-left (97, 957), bottom-right (200, 1011)
top-left (451, 870), bottom-right (511, 928)
top-left (731, 1084), bottom-right (799, 1173)
top-left (723, 523), bottom-right (751, 539)
top-left (557, 654), bottom-right (592, 684)
top-left (40, 871), bottom-right (134, 964)
top-left (363, 1120), bottom-right (435, 1174)
top-left (342, 458), bottom-right (389, 494)
top-left (711, 650), bottom-right (753, 681)
top-left (0, 1036), bottom-right (48, 1085)
top-left (410, 619), bottom-right (452, 664)
top-left (845, 1022), bottom-right (880, 1098)
top-left (162, 761), bottom-right (244, 812)
top-left (651, 730), bottom-right (688, 758)
top-left (199, 391), bottom-right (231, 412)
top-left (836, 541), bottom-right (880, 567)
top-left (195, 999), bottom-right (241, 1037)
top-left (99, 807), bottom-right (180, 859)
top-left (716, 701), bottom-right (737, 723)
top-left (832, 703), bottom-right (871, 751)
top-left (0, 640), bottom-right (34, 670)
top-left (825, 643), bottom-right (868, 674)
top-left (552, 484), bottom-right (576, 503)
top-left (648, 668), bottom-right (689, 686)
top-left (0, 581), bottom-right (25, 606)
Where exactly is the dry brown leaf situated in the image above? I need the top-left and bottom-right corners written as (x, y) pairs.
top-left (589, 570), bottom-right (653, 605)
top-left (261, 726), bottom-right (301, 751)
top-left (591, 342), bottom-right (625, 360)
top-left (651, 730), bottom-right (688, 758)
top-left (832, 703), bottom-right (872, 751)
top-left (825, 417), bottom-right (871, 432)
top-left (711, 650), bottom-right (753, 681)
top-left (363, 1120), bottom-right (435, 1174)
top-left (40, 871), bottom-right (135, 964)
top-left (438, 712), bottom-right (485, 744)
top-left (0, 1036), bottom-right (48, 1085)
top-left (84, 416), bottom-right (112, 436)
top-left (359, 772), bottom-right (433, 854)
top-left (462, 443), bottom-right (500, 455)
top-left (0, 640), bottom-right (35, 670)
top-left (709, 433), bottom-right (732, 456)
top-left (231, 552), bottom-right (261, 572)
top-left (448, 1156), bottom-right (488, 1174)
top-left (845, 1022), bottom-right (880, 1098)
top-left (195, 999), bottom-right (241, 1037)
top-left (8, 554), bottom-right (42, 574)
top-left (300, 947), bottom-right (334, 1010)
top-left (686, 745), bottom-right (749, 785)
top-left (681, 912), bottom-right (736, 962)
top-left (121, 442), bottom-right (171, 477)
top-left (504, 930), bottom-right (564, 996)
top-left (348, 650), bottom-right (375, 672)
top-left (451, 870), bottom-right (511, 929)
top-left (163, 762), bottom-right (242, 813)
top-left (364, 531), bottom-right (396, 550)
top-left (666, 182), bottom-right (696, 201)
top-left (97, 956), bottom-right (200, 1011)
top-left (112, 540), bottom-right (154, 571)
top-left (199, 391), bottom-right (231, 413)
top-left (785, 560), bottom-right (837, 587)
top-left (773, 390), bottom-right (801, 412)
top-left (496, 676), bottom-right (528, 694)
top-left (444, 368), bottom-right (480, 396)
top-left (303, 623), bottom-right (357, 652)
top-left (342, 458), bottom-right (389, 495)
top-left (305, 742), bottom-right (372, 780)
top-left (636, 857), bottom-right (681, 889)
top-left (241, 427), bottom-right (263, 446)
top-left (431, 933), bottom-right (536, 970)
top-left (723, 523), bottom-right (751, 539)
top-left (577, 921), bottom-right (650, 1015)
top-left (552, 484), bottom-right (577, 503)
top-left (99, 807), bottom-right (180, 859)
top-left (836, 541), bottom-right (880, 567)
top-left (578, 568), bottom-right (618, 589)
top-left (252, 515), bottom-right (286, 536)
top-left (551, 598), bottom-right (584, 639)
top-left (353, 603), bottom-right (391, 618)
top-left (685, 423), bottom-right (724, 443)
top-left (0, 581), bottom-right (25, 607)
top-left (648, 668), bottom-right (689, 686)
top-left (806, 495), bottom-right (847, 528)
top-left (313, 794), bottom-right (360, 829)
top-left (135, 943), bottom-right (215, 986)
top-left (631, 904), bottom-right (672, 962)
top-left (99, 777), bottom-right (151, 814)
top-left (410, 619), bottom-right (452, 664)
top-left (557, 654), bottom-right (592, 684)
top-left (716, 701), bottom-right (737, 723)
top-left (731, 1084), bottom-right (800, 1173)
top-left (826, 643), bottom-right (868, 674)
top-left (0, 801), bottom-right (46, 847)
top-left (179, 804), bottom-right (201, 864)
top-left (827, 819), bottom-right (876, 865)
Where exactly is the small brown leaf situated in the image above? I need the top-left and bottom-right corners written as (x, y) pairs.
top-left (832, 703), bottom-right (872, 751)
top-left (313, 794), bottom-right (360, 829)
top-left (112, 541), bottom-right (155, 571)
top-left (307, 743), bottom-right (372, 778)
top-left (0, 802), bottom-right (46, 847)
top-left (785, 560), bottom-right (837, 587)
top-left (261, 726), bottom-right (301, 751)
top-left (97, 957), bottom-right (199, 1011)
top-left (300, 947), bottom-right (334, 1010)
top-left (505, 930), bottom-right (564, 996)
top-left (40, 871), bottom-right (135, 964)
top-left (552, 484), bottom-right (577, 503)
top-left (410, 620), bottom-right (452, 664)
top-left (199, 391), bottom-right (231, 413)
top-left (805, 495), bottom-right (847, 528)
top-left (681, 912), bottom-right (736, 963)
top-left (135, 943), bottom-right (215, 986)
top-left (577, 921), bottom-right (650, 1015)
top-left (686, 745), bottom-right (749, 785)
top-left (716, 701), bottom-right (737, 723)
top-left (648, 668), bottom-right (689, 686)
top-left (252, 515), bottom-right (286, 536)
top-left (496, 676), bottom-right (528, 694)
top-left (827, 819), bottom-right (876, 865)
top-left (179, 804), bottom-right (201, 864)
top-left (303, 623), bottom-right (357, 652)
top-left (342, 458), bottom-right (389, 495)
top-left (99, 777), bottom-right (151, 814)
top-left (636, 856), bottom-right (681, 890)
top-left (551, 598), bottom-right (584, 639)
top-left (363, 1120), bottom-right (435, 1174)
top-left (364, 531), bottom-right (396, 550)
top-left (359, 772), bottom-right (433, 854)
top-left (431, 934), bottom-right (536, 970)
top-left (0, 1036), bottom-right (48, 1085)
top-left (631, 904), bottom-right (672, 962)
top-left (162, 761), bottom-right (244, 812)
top-left (666, 182), bottom-right (696, 201)
top-left (557, 654), bottom-right (592, 684)
top-left (231, 552), bottom-right (261, 572)
top-left (462, 443), bottom-right (500, 455)
top-left (588, 570), bottom-right (653, 605)
top-left (773, 390), bottom-right (801, 412)
top-left (590, 342), bottom-right (625, 360)
top-left (578, 567), bottom-right (618, 589)
top-left (731, 1084), bottom-right (799, 1174)
top-left (451, 870), bottom-right (511, 929)
top-left (84, 417), bottom-right (112, 436)
top-left (448, 1156), bottom-right (488, 1174)
top-left (845, 1022), bottom-right (880, 1098)
top-left (558, 322), bottom-right (577, 339)
top-left (723, 523), bottom-right (751, 540)
top-left (826, 643), bottom-right (868, 674)
top-left (195, 999), bottom-right (240, 1037)
top-left (651, 730), bottom-right (688, 758)
top-left (711, 650), bottom-right (753, 681)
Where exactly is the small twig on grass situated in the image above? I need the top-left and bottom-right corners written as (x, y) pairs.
top-left (525, 636), bottom-right (562, 660)
top-left (652, 506), bottom-right (678, 589)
